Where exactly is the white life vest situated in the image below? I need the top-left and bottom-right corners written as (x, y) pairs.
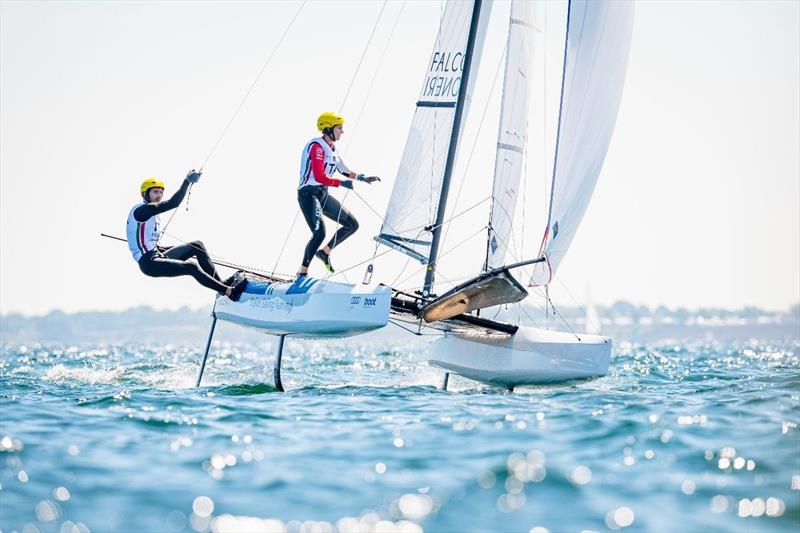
top-left (126, 203), bottom-right (160, 262)
top-left (298, 137), bottom-right (351, 189)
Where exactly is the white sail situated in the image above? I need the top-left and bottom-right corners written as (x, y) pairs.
top-left (485, 0), bottom-right (539, 270)
top-left (531, 0), bottom-right (634, 285)
top-left (377, 0), bottom-right (491, 264)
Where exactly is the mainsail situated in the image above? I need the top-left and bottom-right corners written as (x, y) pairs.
top-left (485, 0), bottom-right (539, 270)
top-left (531, 0), bottom-right (634, 285)
top-left (376, 0), bottom-right (491, 266)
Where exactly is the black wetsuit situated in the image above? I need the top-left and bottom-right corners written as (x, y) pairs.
top-left (135, 181), bottom-right (228, 294)
top-left (298, 185), bottom-right (359, 268)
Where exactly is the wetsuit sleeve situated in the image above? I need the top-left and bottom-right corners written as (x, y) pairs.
top-left (133, 180), bottom-right (191, 222)
top-left (310, 143), bottom-right (342, 187)
top-left (336, 155), bottom-right (355, 179)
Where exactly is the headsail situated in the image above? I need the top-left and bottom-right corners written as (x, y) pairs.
top-left (376, 0), bottom-right (491, 265)
top-left (531, 0), bottom-right (634, 285)
top-left (485, 0), bottom-right (539, 270)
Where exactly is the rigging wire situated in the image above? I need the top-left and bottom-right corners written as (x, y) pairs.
top-left (158, 2), bottom-right (307, 243)
top-left (272, 1), bottom-right (389, 277)
top-left (545, 293), bottom-right (581, 341)
top-left (316, 0), bottom-right (391, 279)
top-left (338, 0), bottom-right (389, 112)
top-left (270, 209), bottom-right (301, 277)
top-left (159, 230), bottom-right (291, 279)
top-left (554, 275), bottom-right (603, 335)
top-left (326, 193), bottom-right (490, 283)
top-left (200, 1), bottom-right (308, 171)
top-left (387, 319), bottom-right (443, 337)
top-left (428, 0), bottom-right (446, 227)
top-left (440, 42), bottom-right (507, 258)
top-left (393, 224), bottom-right (489, 293)
top-left (345, 1), bottom-right (407, 151)
top-left (325, 246), bottom-right (396, 280)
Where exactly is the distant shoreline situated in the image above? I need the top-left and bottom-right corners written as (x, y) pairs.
top-left (1, 302), bottom-right (797, 344)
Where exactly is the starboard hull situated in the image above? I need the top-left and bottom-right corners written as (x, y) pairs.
top-left (214, 276), bottom-right (391, 338)
top-left (428, 326), bottom-right (611, 387)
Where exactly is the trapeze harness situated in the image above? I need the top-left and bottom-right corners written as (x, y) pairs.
top-left (297, 137), bottom-right (360, 268)
top-left (126, 180), bottom-right (229, 294)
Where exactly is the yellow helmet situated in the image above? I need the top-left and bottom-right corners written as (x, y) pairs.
top-left (140, 178), bottom-right (165, 196)
top-left (317, 112), bottom-right (345, 132)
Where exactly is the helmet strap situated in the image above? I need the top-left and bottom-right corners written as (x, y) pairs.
top-left (322, 127), bottom-right (335, 142)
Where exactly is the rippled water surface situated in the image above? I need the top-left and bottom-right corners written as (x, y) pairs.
top-left (1, 333), bottom-right (798, 532)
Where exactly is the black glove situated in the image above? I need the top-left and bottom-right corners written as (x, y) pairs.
top-left (340, 180), bottom-right (354, 190)
top-left (357, 174), bottom-right (380, 184)
top-left (186, 169), bottom-right (202, 184)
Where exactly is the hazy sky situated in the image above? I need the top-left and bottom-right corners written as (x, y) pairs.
top-left (1, 0), bottom-right (798, 316)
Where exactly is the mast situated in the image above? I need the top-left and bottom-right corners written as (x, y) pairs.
top-left (423, 0), bottom-right (484, 297)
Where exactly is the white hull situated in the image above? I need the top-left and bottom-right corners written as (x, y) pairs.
top-left (428, 326), bottom-right (611, 387)
top-left (214, 277), bottom-right (391, 338)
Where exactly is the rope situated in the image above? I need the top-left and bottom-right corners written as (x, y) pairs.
top-left (387, 319), bottom-right (442, 337)
top-left (388, 248), bottom-right (415, 291)
top-left (326, 244), bottom-right (396, 280)
top-left (345, 1), bottom-right (406, 151)
top-left (200, 1), bottom-right (308, 170)
top-left (157, 3), bottom-right (307, 243)
top-left (428, 0), bottom-right (445, 226)
top-left (159, 230), bottom-right (291, 279)
top-left (277, 1), bottom-right (388, 277)
top-left (348, 188), bottom-right (436, 257)
top-left (516, 299), bottom-right (541, 328)
top-left (271, 208), bottom-right (300, 277)
top-left (157, 195), bottom-right (184, 244)
top-left (374, 195), bottom-right (494, 292)
top-left (354, 189), bottom-right (491, 250)
top-left (388, 319), bottom-right (423, 336)
top-left (546, 296), bottom-right (581, 341)
top-left (393, 224), bottom-right (489, 293)
top-left (554, 276), bottom-right (602, 335)
top-left (338, 0), bottom-right (389, 112)
top-left (441, 42), bottom-right (507, 256)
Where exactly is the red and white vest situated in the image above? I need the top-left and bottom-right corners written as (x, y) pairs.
top-left (126, 203), bottom-right (160, 262)
top-left (298, 137), bottom-right (351, 189)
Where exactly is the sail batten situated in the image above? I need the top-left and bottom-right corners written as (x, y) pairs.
top-left (377, 0), bottom-right (491, 276)
top-left (485, 0), bottom-right (538, 270)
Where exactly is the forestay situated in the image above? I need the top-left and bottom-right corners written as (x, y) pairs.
top-left (531, 0), bottom-right (634, 285)
top-left (486, 0), bottom-right (539, 270)
top-left (376, 0), bottom-right (491, 264)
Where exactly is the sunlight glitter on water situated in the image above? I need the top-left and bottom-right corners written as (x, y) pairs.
top-left (1, 338), bottom-right (798, 532)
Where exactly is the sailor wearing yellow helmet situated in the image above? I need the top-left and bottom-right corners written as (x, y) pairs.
top-left (126, 170), bottom-right (247, 300)
top-left (296, 112), bottom-right (380, 277)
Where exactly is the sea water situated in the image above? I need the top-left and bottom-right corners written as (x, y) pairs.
top-left (1, 333), bottom-right (798, 532)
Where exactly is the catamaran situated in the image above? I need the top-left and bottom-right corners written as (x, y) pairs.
top-left (195, 0), bottom-right (635, 391)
